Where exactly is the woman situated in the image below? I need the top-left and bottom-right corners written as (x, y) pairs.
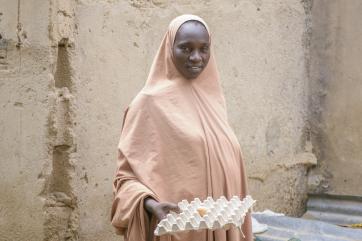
top-left (111, 15), bottom-right (252, 241)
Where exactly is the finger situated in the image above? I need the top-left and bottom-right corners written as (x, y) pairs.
top-left (159, 210), bottom-right (168, 220)
top-left (165, 203), bottom-right (180, 213)
top-left (157, 214), bottom-right (166, 221)
top-left (170, 205), bottom-right (181, 213)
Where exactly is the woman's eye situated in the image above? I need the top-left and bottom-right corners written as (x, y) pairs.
top-left (181, 46), bottom-right (191, 52)
top-left (202, 46), bottom-right (209, 52)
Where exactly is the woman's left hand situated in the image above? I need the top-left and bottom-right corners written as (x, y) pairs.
top-left (144, 197), bottom-right (180, 220)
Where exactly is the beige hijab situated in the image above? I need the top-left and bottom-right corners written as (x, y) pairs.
top-left (111, 15), bottom-right (252, 241)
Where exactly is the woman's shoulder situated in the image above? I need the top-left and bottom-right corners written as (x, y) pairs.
top-left (133, 85), bottom-right (174, 104)
top-left (128, 92), bottom-right (152, 110)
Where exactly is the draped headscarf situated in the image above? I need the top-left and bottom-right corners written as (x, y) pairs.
top-left (111, 14), bottom-right (252, 241)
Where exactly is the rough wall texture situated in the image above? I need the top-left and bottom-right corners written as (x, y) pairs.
top-left (0, 0), bottom-right (80, 240)
top-left (308, 0), bottom-right (362, 196)
top-left (41, 1), bottom-right (80, 240)
top-left (73, 2), bottom-right (312, 241)
top-left (1, 0), bottom-right (359, 240)
top-left (0, 1), bottom-right (50, 240)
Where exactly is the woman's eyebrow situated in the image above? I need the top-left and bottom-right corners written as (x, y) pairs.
top-left (176, 41), bottom-right (209, 46)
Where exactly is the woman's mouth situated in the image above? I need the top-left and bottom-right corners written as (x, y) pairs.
top-left (187, 65), bottom-right (203, 73)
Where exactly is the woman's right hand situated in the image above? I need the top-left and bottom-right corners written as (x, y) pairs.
top-left (144, 197), bottom-right (180, 221)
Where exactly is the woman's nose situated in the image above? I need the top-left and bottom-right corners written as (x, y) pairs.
top-left (189, 50), bottom-right (202, 63)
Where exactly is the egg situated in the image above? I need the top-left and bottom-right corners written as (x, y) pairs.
top-left (197, 206), bottom-right (208, 217)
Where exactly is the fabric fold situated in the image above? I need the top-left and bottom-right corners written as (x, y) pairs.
top-left (111, 149), bottom-right (159, 240)
top-left (111, 14), bottom-right (252, 241)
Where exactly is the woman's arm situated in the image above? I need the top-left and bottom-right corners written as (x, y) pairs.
top-left (111, 150), bottom-right (179, 233)
top-left (111, 150), bottom-right (156, 234)
top-left (144, 197), bottom-right (180, 221)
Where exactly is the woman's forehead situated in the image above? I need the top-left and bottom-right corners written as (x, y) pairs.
top-left (174, 21), bottom-right (210, 44)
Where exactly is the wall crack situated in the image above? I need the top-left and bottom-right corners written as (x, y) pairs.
top-left (41, 0), bottom-right (79, 240)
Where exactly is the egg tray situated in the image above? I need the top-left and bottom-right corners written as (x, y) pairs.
top-left (154, 195), bottom-right (255, 236)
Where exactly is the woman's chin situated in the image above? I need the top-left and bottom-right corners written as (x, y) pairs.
top-left (185, 70), bottom-right (203, 79)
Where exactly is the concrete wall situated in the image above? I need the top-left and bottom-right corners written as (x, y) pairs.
top-left (309, 0), bottom-right (362, 195)
top-left (0, 0), bottom-right (51, 240)
top-left (73, 5), bottom-right (313, 241)
top-left (4, 0), bottom-right (356, 240)
top-left (0, 0), bottom-right (80, 240)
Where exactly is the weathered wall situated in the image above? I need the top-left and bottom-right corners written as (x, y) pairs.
top-left (1, 0), bottom-right (81, 240)
top-left (309, 0), bottom-right (362, 195)
top-left (0, 0), bottom-right (50, 240)
top-left (73, 3), bottom-right (312, 241)
top-left (0, 0), bottom-right (320, 240)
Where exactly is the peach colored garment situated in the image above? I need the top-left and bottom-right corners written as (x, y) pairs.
top-left (111, 15), bottom-right (252, 241)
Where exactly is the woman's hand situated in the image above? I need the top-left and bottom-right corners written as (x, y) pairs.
top-left (144, 197), bottom-right (180, 221)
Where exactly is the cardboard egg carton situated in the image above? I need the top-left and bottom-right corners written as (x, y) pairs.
top-left (154, 195), bottom-right (255, 236)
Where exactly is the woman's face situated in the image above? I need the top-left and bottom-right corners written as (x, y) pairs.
top-left (172, 21), bottom-right (210, 79)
